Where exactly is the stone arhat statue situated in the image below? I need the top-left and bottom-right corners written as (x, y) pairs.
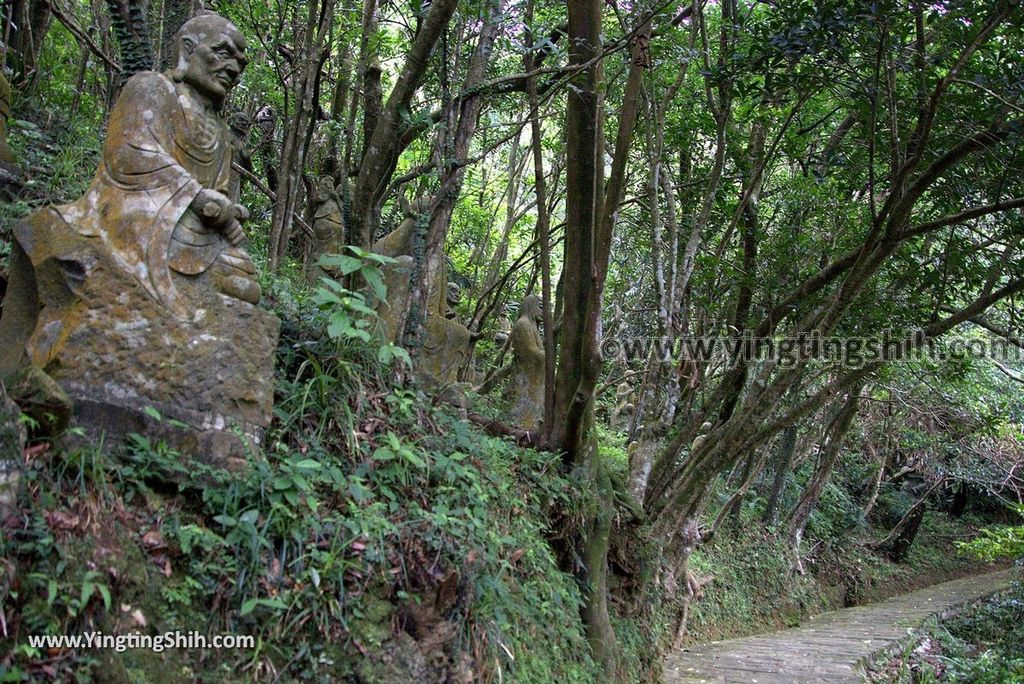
top-left (94, 10), bottom-right (258, 317)
top-left (610, 381), bottom-right (635, 431)
top-left (505, 294), bottom-right (545, 430)
top-left (370, 199), bottom-right (476, 385)
top-left (305, 180), bottom-right (344, 284)
top-left (0, 11), bottom-right (279, 463)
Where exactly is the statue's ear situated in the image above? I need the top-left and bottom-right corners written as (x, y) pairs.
top-left (181, 36), bottom-right (197, 56)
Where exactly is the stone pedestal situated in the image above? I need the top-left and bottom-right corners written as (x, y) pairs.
top-left (2, 210), bottom-right (279, 466)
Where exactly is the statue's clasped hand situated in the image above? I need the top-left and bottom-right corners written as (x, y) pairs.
top-left (192, 189), bottom-right (249, 246)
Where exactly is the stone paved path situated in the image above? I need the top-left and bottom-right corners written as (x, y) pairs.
top-left (663, 567), bottom-right (1019, 683)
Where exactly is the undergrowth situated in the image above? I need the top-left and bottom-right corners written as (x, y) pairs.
top-left (866, 581), bottom-right (1024, 683)
top-left (0, 289), bottom-right (603, 683)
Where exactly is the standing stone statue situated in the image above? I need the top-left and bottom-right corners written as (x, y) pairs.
top-left (691, 421), bottom-right (713, 453)
top-left (305, 181), bottom-right (344, 284)
top-left (493, 306), bottom-right (512, 346)
top-left (226, 110), bottom-right (253, 204)
top-left (371, 201), bottom-right (474, 385)
top-left (445, 281), bottom-right (461, 319)
top-left (610, 382), bottom-right (635, 431)
top-left (0, 12), bottom-right (279, 464)
top-left (505, 294), bottom-right (545, 430)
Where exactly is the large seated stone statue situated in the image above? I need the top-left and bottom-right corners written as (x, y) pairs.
top-left (504, 294), bottom-right (545, 430)
top-left (371, 201), bottom-right (474, 385)
top-left (0, 12), bottom-right (279, 465)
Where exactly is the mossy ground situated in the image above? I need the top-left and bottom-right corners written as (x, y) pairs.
top-left (0, 297), bottom-right (603, 682)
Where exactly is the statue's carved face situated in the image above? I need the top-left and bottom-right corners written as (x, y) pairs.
top-left (181, 23), bottom-right (248, 105)
top-left (447, 282), bottom-right (461, 306)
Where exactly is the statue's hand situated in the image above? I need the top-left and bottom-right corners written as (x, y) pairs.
top-left (192, 189), bottom-right (248, 246)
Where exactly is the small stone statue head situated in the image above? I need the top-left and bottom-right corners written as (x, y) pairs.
top-left (447, 282), bottom-right (461, 307)
top-left (519, 294), bottom-right (543, 325)
top-left (172, 11), bottom-right (249, 108)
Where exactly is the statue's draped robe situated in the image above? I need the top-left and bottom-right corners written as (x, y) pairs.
top-left (56, 70), bottom-right (233, 319)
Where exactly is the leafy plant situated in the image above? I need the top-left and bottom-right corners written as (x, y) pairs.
top-left (312, 247), bottom-right (409, 367)
top-left (957, 504), bottom-right (1024, 563)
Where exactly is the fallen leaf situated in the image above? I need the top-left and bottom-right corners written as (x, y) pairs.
top-left (45, 510), bottom-right (80, 531)
top-left (141, 530), bottom-right (166, 550)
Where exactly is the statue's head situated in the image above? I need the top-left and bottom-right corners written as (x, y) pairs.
top-left (313, 178), bottom-right (340, 207)
top-left (172, 11), bottom-right (248, 107)
top-left (447, 282), bottom-right (461, 307)
top-left (519, 294), bottom-right (543, 324)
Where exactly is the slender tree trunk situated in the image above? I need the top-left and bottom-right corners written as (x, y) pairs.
top-left (268, 0), bottom-right (335, 270)
top-left (763, 423), bottom-right (798, 527)
top-left (874, 478), bottom-right (943, 561)
top-left (711, 445), bottom-right (770, 537)
top-left (786, 389), bottom-right (862, 551)
top-left (402, 0), bottom-right (503, 352)
top-left (4, 0), bottom-right (52, 91)
top-left (348, 0), bottom-right (459, 249)
top-left (524, 2), bottom-right (556, 440)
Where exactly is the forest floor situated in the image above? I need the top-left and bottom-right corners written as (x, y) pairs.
top-left (661, 567), bottom-right (1019, 683)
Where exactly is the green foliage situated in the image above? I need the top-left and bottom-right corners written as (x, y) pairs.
top-left (312, 247), bottom-right (411, 367)
top-left (688, 534), bottom-right (830, 641)
top-left (957, 505), bottom-right (1024, 563)
top-left (868, 585), bottom-right (1024, 683)
top-left (0, 311), bottom-right (599, 682)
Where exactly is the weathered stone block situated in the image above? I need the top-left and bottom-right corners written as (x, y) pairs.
top-left (5, 211), bottom-right (278, 465)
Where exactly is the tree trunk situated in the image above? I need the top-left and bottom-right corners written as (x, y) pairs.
top-left (786, 388), bottom-right (861, 551)
top-left (158, 0), bottom-right (203, 70)
top-left (949, 482), bottom-right (969, 518)
top-left (524, 4), bottom-right (556, 439)
top-left (402, 0), bottom-right (503, 352)
top-left (348, 0), bottom-right (458, 249)
top-left (267, 0), bottom-right (335, 270)
top-left (4, 0), bottom-right (52, 91)
top-left (883, 504), bottom-right (925, 563)
top-left (763, 423), bottom-right (798, 527)
top-left (105, 0), bottom-right (154, 85)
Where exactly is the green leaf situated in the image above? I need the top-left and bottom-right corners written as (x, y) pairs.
top-left (402, 449), bottom-right (427, 468)
top-left (213, 514), bottom-right (237, 527)
top-left (314, 288), bottom-right (344, 306)
top-left (97, 584), bottom-right (111, 611)
top-left (239, 509), bottom-right (259, 525)
top-left (345, 328), bottom-right (372, 342)
top-left (80, 581), bottom-right (94, 608)
top-left (240, 598), bottom-right (259, 616)
top-left (358, 250), bottom-right (398, 265)
top-left (362, 267), bottom-right (388, 301)
top-left (318, 254), bottom-right (364, 275)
